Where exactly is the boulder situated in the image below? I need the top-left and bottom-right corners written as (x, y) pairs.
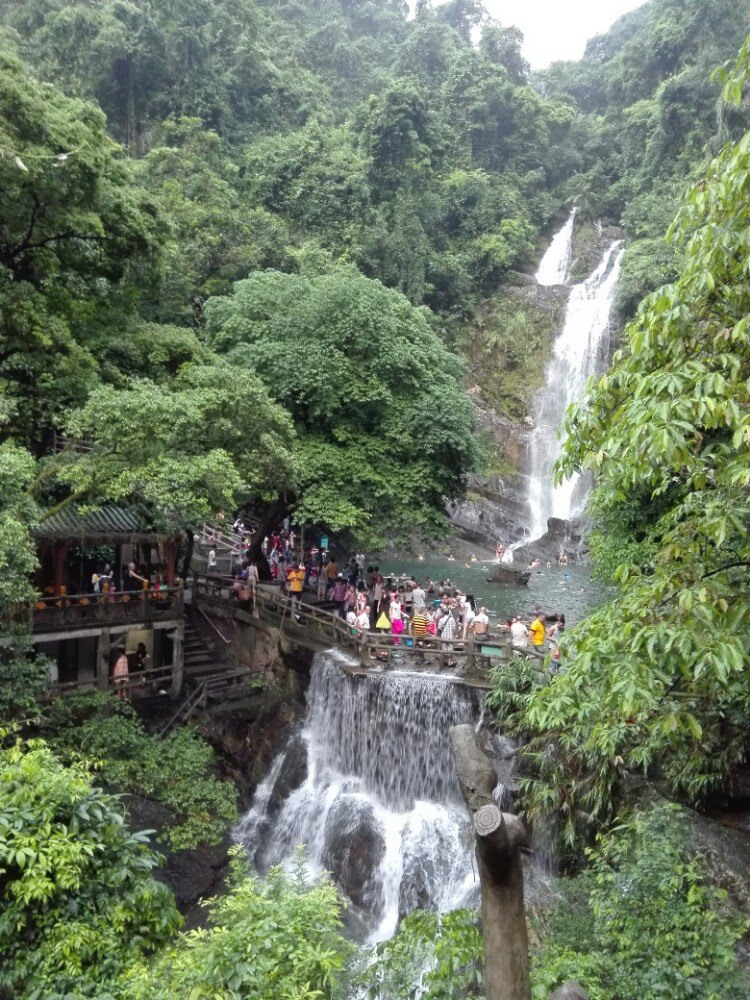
top-left (486, 564), bottom-right (530, 586)
top-left (320, 797), bottom-right (386, 913)
top-left (398, 825), bottom-right (455, 918)
top-left (550, 983), bottom-right (589, 1000)
top-left (123, 793), bottom-right (229, 929)
top-left (683, 808), bottom-right (750, 914)
top-left (513, 516), bottom-right (587, 566)
top-left (265, 732), bottom-right (309, 819)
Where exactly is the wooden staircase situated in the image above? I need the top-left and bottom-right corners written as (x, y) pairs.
top-left (154, 615), bottom-right (261, 737)
top-left (157, 681), bottom-right (208, 738)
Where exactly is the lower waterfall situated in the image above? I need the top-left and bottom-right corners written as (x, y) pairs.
top-left (236, 651), bottom-right (487, 942)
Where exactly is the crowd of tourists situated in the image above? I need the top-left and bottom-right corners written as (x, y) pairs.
top-left (227, 529), bottom-right (565, 664)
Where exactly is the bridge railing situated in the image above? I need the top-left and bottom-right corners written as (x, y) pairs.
top-left (192, 573), bottom-right (548, 680)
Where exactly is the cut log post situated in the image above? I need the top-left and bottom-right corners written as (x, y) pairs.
top-left (450, 723), bottom-right (530, 1000)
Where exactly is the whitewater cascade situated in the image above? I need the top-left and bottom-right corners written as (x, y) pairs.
top-left (535, 206), bottom-right (577, 286)
top-left (237, 651), bottom-right (499, 942)
top-left (527, 239), bottom-right (623, 538)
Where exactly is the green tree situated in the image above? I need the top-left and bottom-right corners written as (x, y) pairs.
top-left (501, 43), bottom-right (750, 845)
top-left (0, 43), bottom-right (162, 449)
top-left (363, 908), bottom-right (482, 999)
top-left (54, 360), bottom-right (296, 534)
top-left (204, 265), bottom-right (477, 543)
top-left (42, 694), bottom-right (237, 851)
top-left (532, 806), bottom-right (749, 1000)
top-left (0, 736), bottom-right (181, 998)
top-left (125, 848), bottom-right (352, 1000)
top-left (0, 437), bottom-right (49, 719)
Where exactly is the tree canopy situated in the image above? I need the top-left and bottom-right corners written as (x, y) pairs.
top-left (205, 265), bottom-right (477, 540)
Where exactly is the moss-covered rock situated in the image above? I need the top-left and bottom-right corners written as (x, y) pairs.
top-left (463, 282), bottom-right (569, 422)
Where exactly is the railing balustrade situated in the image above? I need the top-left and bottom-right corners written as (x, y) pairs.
top-left (30, 586), bottom-right (183, 632)
top-left (192, 572), bottom-right (545, 682)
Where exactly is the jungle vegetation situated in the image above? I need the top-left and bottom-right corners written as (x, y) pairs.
top-left (2, 1), bottom-right (750, 997)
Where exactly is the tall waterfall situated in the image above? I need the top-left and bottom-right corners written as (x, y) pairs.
top-left (236, 651), bottom-right (491, 942)
top-left (535, 206), bottom-right (577, 286)
top-left (527, 240), bottom-right (623, 537)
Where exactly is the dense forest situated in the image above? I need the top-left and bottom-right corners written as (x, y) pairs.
top-left (2, 0), bottom-right (750, 997)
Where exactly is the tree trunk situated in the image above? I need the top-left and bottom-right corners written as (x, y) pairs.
top-left (247, 498), bottom-right (286, 582)
top-left (181, 527), bottom-right (194, 581)
top-left (450, 724), bottom-right (531, 1000)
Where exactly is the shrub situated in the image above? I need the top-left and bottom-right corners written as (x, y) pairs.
top-left (41, 694), bottom-right (237, 849)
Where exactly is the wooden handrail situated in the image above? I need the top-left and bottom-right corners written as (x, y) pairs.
top-left (34, 586), bottom-right (182, 608)
top-left (194, 605), bottom-right (232, 645)
top-left (52, 664), bottom-right (174, 694)
top-left (192, 573), bottom-right (552, 675)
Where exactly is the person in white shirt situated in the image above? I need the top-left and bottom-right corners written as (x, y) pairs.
top-left (356, 607), bottom-right (370, 632)
top-left (411, 584), bottom-right (426, 611)
top-left (510, 617), bottom-right (529, 647)
top-left (461, 598), bottom-right (475, 639)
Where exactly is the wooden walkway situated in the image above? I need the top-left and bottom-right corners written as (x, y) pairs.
top-left (192, 574), bottom-right (546, 689)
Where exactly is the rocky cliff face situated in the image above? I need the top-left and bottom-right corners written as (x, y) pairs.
top-left (449, 398), bottom-right (531, 552)
top-left (451, 218), bottom-right (623, 553)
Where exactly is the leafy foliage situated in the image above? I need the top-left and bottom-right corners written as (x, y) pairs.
top-left (532, 805), bottom-right (749, 1000)
top-left (0, 45), bottom-right (162, 447)
top-left (0, 735), bottom-right (181, 998)
top-left (124, 847), bottom-right (353, 1000)
top-left (490, 74), bottom-right (750, 845)
top-left (0, 439), bottom-right (49, 718)
top-left (205, 265), bottom-right (478, 541)
top-left (361, 908), bottom-right (483, 1000)
top-left (41, 694), bottom-right (237, 850)
top-left (56, 359), bottom-right (296, 533)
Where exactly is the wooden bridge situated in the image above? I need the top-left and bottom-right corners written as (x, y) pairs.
top-left (192, 574), bottom-right (546, 690)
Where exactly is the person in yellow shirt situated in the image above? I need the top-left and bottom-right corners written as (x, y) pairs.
top-left (287, 563), bottom-right (304, 611)
top-left (529, 615), bottom-right (546, 648)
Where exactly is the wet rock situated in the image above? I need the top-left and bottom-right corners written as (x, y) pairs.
top-left (683, 808), bottom-right (750, 914)
top-left (550, 982), bottom-right (589, 1000)
top-left (320, 797), bottom-right (386, 913)
top-left (486, 564), bottom-right (531, 585)
top-left (449, 402), bottom-right (533, 551)
top-left (513, 516), bottom-right (587, 566)
top-left (265, 732), bottom-right (308, 819)
top-left (123, 793), bottom-right (230, 929)
top-left (196, 691), bottom-right (305, 808)
top-left (398, 822), bottom-right (467, 919)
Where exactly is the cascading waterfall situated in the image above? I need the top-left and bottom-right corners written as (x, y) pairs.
top-left (535, 206), bottom-right (577, 286)
top-left (236, 651), bottom-right (492, 943)
top-left (527, 240), bottom-right (623, 538)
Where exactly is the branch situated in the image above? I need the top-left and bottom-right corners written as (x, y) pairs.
top-left (701, 561), bottom-right (749, 581)
top-left (0, 230), bottom-right (108, 263)
top-left (37, 486), bottom-right (92, 523)
top-left (4, 195), bottom-right (43, 259)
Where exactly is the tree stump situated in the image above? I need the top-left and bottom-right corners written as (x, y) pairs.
top-left (450, 724), bottom-right (531, 1000)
